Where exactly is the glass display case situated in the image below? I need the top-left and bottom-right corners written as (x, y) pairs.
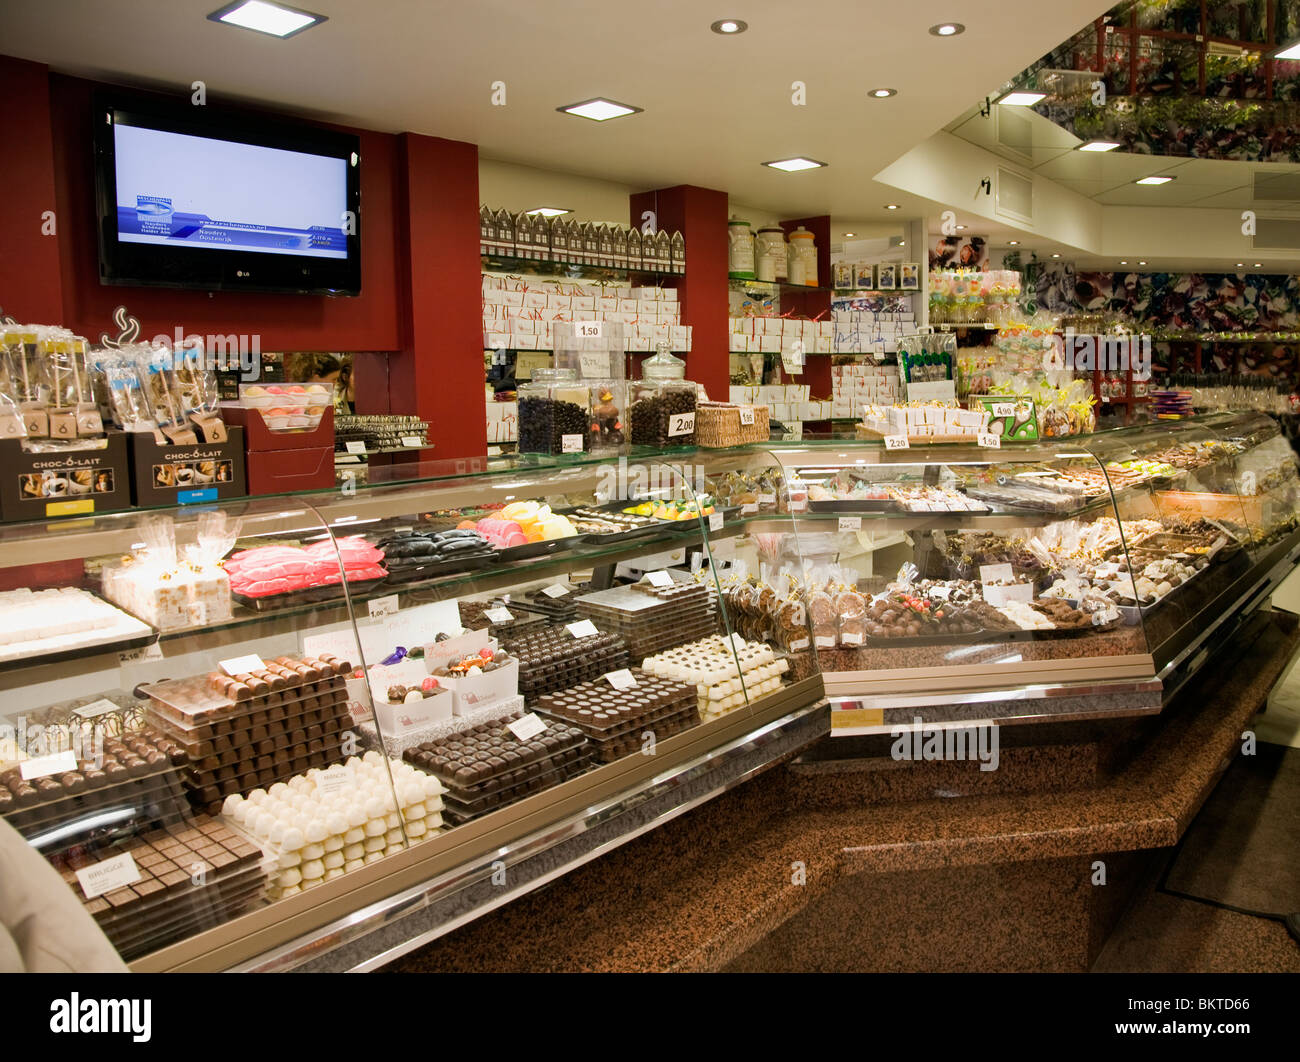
top-left (1, 413), bottom-right (1296, 970)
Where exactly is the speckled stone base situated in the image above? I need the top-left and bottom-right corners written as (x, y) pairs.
top-left (385, 609), bottom-right (1300, 973)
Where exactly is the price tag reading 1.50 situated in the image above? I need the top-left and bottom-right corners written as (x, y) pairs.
top-left (576, 321), bottom-right (603, 339)
top-left (883, 434), bottom-right (910, 451)
top-left (977, 432), bottom-right (1002, 449)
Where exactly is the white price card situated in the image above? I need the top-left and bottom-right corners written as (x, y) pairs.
top-left (220, 654), bottom-right (264, 677)
top-left (118, 642), bottom-right (164, 666)
top-left (566, 619), bottom-right (599, 638)
top-left (401, 436), bottom-right (424, 448)
top-left (781, 351), bottom-right (804, 375)
top-left (76, 852), bottom-right (141, 900)
top-left (709, 511), bottom-right (724, 532)
top-left (507, 713), bottom-right (548, 741)
top-left (738, 406), bottom-right (756, 426)
top-left (983, 582), bottom-right (1033, 606)
top-left (930, 585), bottom-right (952, 601)
top-left (991, 403), bottom-right (1017, 418)
top-left (345, 440), bottom-right (367, 455)
top-left (485, 607), bottom-right (514, 624)
top-left (883, 434), bottom-right (910, 450)
top-left (644, 570), bottom-right (674, 587)
top-left (977, 432), bottom-right (1002, 449)
top-left (838, 516), bottom-right (862, 532)
top-left (741, 502), bottom-right (759, 515)
top-left (979, 563), bottom-right (1014, 584)
top-left (74, 698), bottom-right (125, 720)
top-left (604, 668), bottom-right (637, 691)
top-left (561, 433), bottom-right (585, 454)
top-left (20, 749), bottom-right (78, 781)
top-left (315, 768), bottom-right (353, 797)
top-left (368, 594), bottom-right (400, 619)
top-left (542, 583), bottom-right (570, 598)
top-left (668, 411), bottom-right (696, 437)
top-left (579, 351), bottom-right (608, 377)
top-left (730, 632), bottom-right (747, 651)
top-left (576, 320), bottom-right (603, 339)
top-left (1240, 471), bottom-right (1257, 496)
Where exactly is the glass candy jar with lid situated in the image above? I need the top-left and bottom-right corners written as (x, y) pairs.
top-left (517, 367), bottom-right (592, 456)
top-left (629, 343), bottom-right (697, 447)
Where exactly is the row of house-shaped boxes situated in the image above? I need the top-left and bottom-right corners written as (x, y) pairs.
top-left (479, 208), bottom-right (685, 275)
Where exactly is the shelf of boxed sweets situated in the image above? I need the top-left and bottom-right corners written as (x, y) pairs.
top-left (482, 253), bottom-right (682, 282)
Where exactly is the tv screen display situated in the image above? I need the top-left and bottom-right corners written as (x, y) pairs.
top-left (95, 93), bottom-right (361, 295)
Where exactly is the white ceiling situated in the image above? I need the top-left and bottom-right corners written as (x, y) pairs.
top-left (0, 0), bottom-right (1112, 221)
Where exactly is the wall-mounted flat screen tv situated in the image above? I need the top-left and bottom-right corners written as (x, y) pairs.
top-left (94, 92), bottom-right (361, 295)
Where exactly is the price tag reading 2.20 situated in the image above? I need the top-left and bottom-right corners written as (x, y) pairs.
top-left (883, 434), bottom-right (909, 451)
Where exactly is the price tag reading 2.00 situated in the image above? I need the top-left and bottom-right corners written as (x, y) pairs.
top-left (668, 412), bottom-right (695, 437)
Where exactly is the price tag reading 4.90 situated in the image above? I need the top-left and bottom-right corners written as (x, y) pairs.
top-left (668, 412), bottom-right (695, 437)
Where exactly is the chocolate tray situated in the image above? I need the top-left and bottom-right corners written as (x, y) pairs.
top-left (555, 506), bottom-right (663, 543)
top-left (492, 535), bottom-right (582, 562)
top-left (808, 499), bottom-right (899, 514)
top-left (381, 552), bottom-right (498, 584)
top-left (231, 576), bottom-right (387, 613)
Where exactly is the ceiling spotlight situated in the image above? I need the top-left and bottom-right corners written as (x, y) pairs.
top-left (526, 207), bottom-right (571, 218)
top-left (1236, 262), bottom-right (1244, 267)
top-left (1008, 240), bottom-right (1019, 245)
top-left (558, 97), bottom-right (642, 121)
top-left (762, 157), bottom-right (826, 172)
top-left (929, 23), bottom-right (965, 36)
top-left (885, 203), bottom-right (900, 210)
top-left (898, 241), bottom-right (905, 247)
top-left (1051, 253), bottom-right (1061, 258)
top-left (207, 0), bottom-right (326, 37)
top-left (1138, 260), bottom-right (1147, 265)
top-left (1135, 175), bottom-right (1175, 185)
top-left (997, 91), bottom-right (1047, 106)
top-left (842, 232), bottom-right (856, 238)
top-left (1079, 139), bottom-right (1121, 152)
top-left (1120, 260), bottom-right (1128, 265)
top-left (1255, 262), bottom-right (1263, 267)
top-left (710, 19), bottom-right (747, 34)
top-left (955, 224), bottom-right (966, 230)
top-left (870, 88), bottom-right (897, 98)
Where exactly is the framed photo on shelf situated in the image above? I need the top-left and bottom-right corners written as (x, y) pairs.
top-left (899, 262), bottom-right (920, 290)
top-left (877, 263), bottom-right (897, 290)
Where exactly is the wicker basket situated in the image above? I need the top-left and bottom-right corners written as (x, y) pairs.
top-left (696, 403), bottom-right (769, 447)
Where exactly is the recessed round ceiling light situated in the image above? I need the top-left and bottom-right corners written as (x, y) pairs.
top-left (710, 19), bottom-right (747, 34)
top-left (929, 23), bottom-right (965, 36)
top-left (1237, 262), bottom-right (1244, 267)
top-left (1255, 262), bottom-right (1263, 267)
top-left (1120, 260), bottom-right (1128, 265)
top-left (842, 232), bottom-right (856, 237)
top-left (1051, 252), bottom-right (1061, 258)
top-left (885, 203), bottom-right (900, 210)
top-left (955, 224), bottom-right (966, 230)
top-left (1138, 260), bottom-right (1147, 265)
top-left (1008, 240), bottom-right (1019, 245)
top-left (870, 88), bottom-right (897, 98)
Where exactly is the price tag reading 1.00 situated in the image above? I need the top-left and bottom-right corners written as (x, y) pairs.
top-left (368, 594), bottom-right (399, 619)
top-left (738, 407), bottom-right (756, 426)
top-left (838, 516), bottom-right (862, 532)
top-left (883, 434), bottom-right (910, 451)
top-left (561, 434), bottom-right (585, 454)
top-left (668, 412), bottom-right (695, 437)
top-left (977, 432), bottom-right (1002, 449)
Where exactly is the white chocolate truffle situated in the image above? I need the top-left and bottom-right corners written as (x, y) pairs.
top-left (278, 866), bottom-right (303, 888)
top-left (344, 859), bottom-right (364, 873)
top-left (323, 850), bottom-right (344, 870)
top-left (300, 858), bottom-right (325, 880)
top-left (363, 851), bottom-right (384, 864)
top-left (221, 794), bottom-right (243, 817)
top-left (363, 835), bottom-right (385, 852)
top-left (301, 842), bottom-right (325, 861)
top-left (343, 827), bottom-right (365, 846)
top-left (342, 842), bottom-right (365, 861)
top-left (304, 819), bottom-right (328, 844)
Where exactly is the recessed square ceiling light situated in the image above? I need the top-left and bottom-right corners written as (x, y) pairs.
top-left (208, 0), bottom-right (325, 38)
top-left (558, 98), bottom-right (642, 121)
top-left (1135, 175), bottom-right (1175, 185)
top-left (997, 91), bottom-right (1047, 106)
top-left (762, 157), bottom-right (826, 172)
top-left (1079, 139), bottom-right (1121, 152)
top-left (527, 207), bottom-right (571, 217)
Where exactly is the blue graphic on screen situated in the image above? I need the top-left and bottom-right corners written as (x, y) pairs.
top-left (114, 124), bottom-right (349, 259)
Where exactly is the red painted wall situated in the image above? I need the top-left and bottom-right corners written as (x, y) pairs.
top-left (0, 57), bottom-right (65, 323)
top-left (629, 185), bottom-right (730, 400)
top-left (44, 73), bottom-right (403, 351)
